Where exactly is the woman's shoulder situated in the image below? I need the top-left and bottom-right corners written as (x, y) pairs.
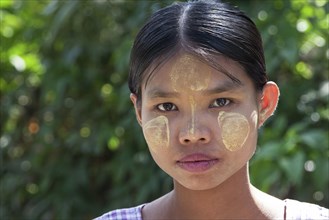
top-left (284, 199), bottom-right (329, 220)
top-left (94, 204), bottom-right (146, 220)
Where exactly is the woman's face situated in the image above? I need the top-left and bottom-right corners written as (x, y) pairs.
top-left (134, 53), bottom-right (262, 190)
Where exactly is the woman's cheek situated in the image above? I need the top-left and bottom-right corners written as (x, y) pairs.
top-left (217, 111), bottom-right (250, 152)
top-left (143, 116), bottom-right (170, 153)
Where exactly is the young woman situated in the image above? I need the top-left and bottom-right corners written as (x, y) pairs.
top-left (96, 1), bottom-right (328, 219)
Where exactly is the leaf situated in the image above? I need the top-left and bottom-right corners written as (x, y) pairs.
top-left (279, 151), bottom-right (305, 186)
top-left (300, 129), bottom-right (329, 150)
top-left (255, 141), bottom-right (284, 160)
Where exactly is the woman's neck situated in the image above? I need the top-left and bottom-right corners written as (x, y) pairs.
top-left (142, 164), bottom-right (284, 219)
top-left (170, 164), bottom-right (265, 219)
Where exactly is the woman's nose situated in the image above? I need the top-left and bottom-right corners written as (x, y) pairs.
top-left (178, 118), bottom-right (211, 145)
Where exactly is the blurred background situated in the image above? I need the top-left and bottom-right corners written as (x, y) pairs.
top-left (1, 0), bottom-right (328, 219)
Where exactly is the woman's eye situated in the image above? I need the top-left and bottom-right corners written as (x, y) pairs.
top-left (157, 103), bottom-right (177, 112)
top-left (211, 98), bottom-right (231, 108)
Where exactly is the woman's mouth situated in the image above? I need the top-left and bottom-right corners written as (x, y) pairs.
top-left (176, 153), bottom-right (219, 172)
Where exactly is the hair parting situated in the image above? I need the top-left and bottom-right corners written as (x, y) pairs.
top-left (128, 1), bottom-right (268, 102)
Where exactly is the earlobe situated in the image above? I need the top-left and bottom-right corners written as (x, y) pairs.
top-left (258, 81), bottom-right (280, 127)
top-left (130, 93), bottom-right (143, 126)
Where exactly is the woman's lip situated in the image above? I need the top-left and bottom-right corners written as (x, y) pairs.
top-left (176, 153), bottom-right (219, 172)
top-left (177, 153), bottom-right (217, 162)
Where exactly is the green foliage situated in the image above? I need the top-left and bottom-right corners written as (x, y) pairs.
top-left (1, 0), bottom-right (328, 219)
top-left (235, 0), bottom-right (329, 206)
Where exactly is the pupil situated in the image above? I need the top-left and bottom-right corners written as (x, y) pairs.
top-left (217, 99), bottom-right (225, 106)
top-left (164, 103), bottom-right (173, 111)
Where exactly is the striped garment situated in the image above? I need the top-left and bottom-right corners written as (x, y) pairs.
top-left (95, 199), bottom-right (329, 220)
top-left (95, 204), bottom-right (145, 220)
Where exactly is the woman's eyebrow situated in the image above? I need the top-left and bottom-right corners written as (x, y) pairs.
top-left (146, 89), bottom-right (179, 99)
top-left (202, 80), bottom-right (244, 95)
top-left (146, 80), bottom-right (243, 98)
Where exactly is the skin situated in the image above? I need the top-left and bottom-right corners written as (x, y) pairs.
top-left (217, 111), bottom-right (250, 152)
top-left (170, 54), bottom-right (211, 92)
top-left (143, 115), bottom-right (170, 152)
top-left (170, 54), bottom-right (212, 136)
top-left (131, 52), bottom-right (281, 219)
top-left (143, 55), bottom-right (212, 149)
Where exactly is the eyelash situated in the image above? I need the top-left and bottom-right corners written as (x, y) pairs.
top-left (156, 98), bottom-right (232, 112)
top-left (157, 103), bottom-right (178, 112)
top-left (210, 98), bottom-right (232, 108)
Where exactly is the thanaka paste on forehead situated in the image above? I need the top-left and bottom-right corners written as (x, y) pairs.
top-left (218, 111), bottom-right (250, 151)
top-left (143, 116), bottom-right (170, 152)
top-left (170, 54), bottom-right (211, 92)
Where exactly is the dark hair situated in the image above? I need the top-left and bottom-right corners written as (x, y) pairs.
top-left (128, 0), bottom-right (268, 101)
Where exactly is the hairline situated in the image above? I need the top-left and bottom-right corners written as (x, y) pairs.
top-left (136, 48), bottom-right (245, 103)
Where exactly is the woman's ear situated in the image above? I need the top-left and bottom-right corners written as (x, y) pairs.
top-left (258, 81), bottom-right (280, 127)
top-left (130, 93), bottom-right (143, 126)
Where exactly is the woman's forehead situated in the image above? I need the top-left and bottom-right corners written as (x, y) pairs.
top-left (143, 52), bottom-right (247, 89)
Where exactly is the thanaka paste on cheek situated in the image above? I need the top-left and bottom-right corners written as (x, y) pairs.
top-left (251, 110), bottom-right (259, 127)
top-left (218, 111), bottom-right (250, 151)
top-left (143, 116), bottom-right (170, 152)
top-left (170, 54), bottom-right (211, 92)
